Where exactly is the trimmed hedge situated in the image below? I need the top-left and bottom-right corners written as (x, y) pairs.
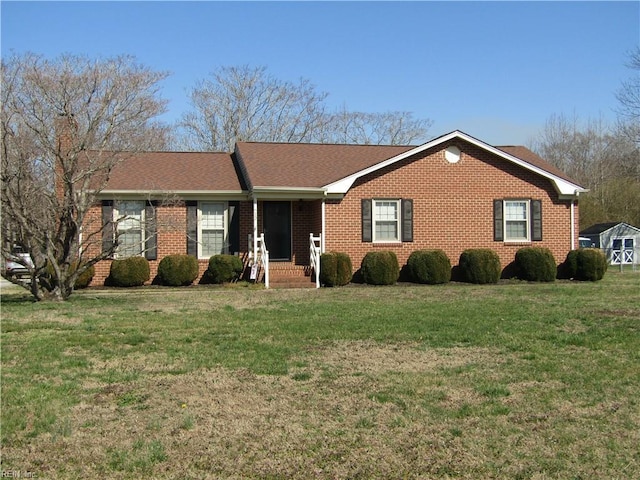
top-left (515, 247), bottom-right (557, 282)
top-left (320, 252), bottom-right (353, 287)
top-left (458, 249), bottom-right (501, 284)
top-left (74, 263), bottom-right (96, 289)
top-left (157, 254), bottom-right (199, 286)
top-left (46, 261), bottom-right (95, 289)
top-left (205, 254), bottom-right (244, 284)
top-left (406, 249), bottom-right (451, 284)
top-left (108, 256), bottom-right (150, 287)
top-left (561, 248), bottom-right (608, 281)
top-left (361, 250), bottom-right (399, 285)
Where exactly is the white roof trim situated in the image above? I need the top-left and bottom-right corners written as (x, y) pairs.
top-left (323, 130), bottom-right (587, 197)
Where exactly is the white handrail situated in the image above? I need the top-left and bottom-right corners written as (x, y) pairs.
top-left (259, 233), bottom-right (269, 288)
top-left (309, 233), bottom-right (322, 288)
top-left (248, 233), bottom-right (270, 288)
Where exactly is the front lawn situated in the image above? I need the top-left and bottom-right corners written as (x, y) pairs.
top-left (1, 274), bottom-right (639, 478)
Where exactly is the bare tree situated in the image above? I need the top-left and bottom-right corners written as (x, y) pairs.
top-left (616, 46), bottom-right (640, 146)
top-left (317, 107), bottom-right (432, 145)
top-left (179, 65), bottom-right (329, 151)
top-left (531, 113), bottom-right (639, 228)
top-left (178, 65), bottom-right (433, 150)
top-left (1, 52), bottom-right (170, 301)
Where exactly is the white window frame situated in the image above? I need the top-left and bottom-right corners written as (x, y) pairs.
top-left (504, 200), bottom-right (530, 242)
top-left (114, 200), bottom-right (145, 258)
top-left (198, 201), bottom-right (228, 259)
top-left (373, 199), bottom-right (401, 243)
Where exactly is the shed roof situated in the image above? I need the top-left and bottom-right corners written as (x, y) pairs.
top-left (580, 222), bottom-right (640, 235)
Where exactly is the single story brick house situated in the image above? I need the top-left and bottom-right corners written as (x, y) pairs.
top-left (84, 130), bottom-right (587, 286)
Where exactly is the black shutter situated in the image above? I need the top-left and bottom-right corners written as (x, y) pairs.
top-left (102, 200), bottom-right (114, 255)
top-left (228, 201), bottom-right (240, 254)
top-left (493, 200), bottom-right (504, 241)
top-left (362, 199), bottom-right (372, 242)
top-left (531, 199), bottom-right (542, 241)
top-left (186, 201), bottom-right (198, 256)
top-left (145, 201), bottom-right (158, 260)
top-left (401, 199), bottom-right (413, 242)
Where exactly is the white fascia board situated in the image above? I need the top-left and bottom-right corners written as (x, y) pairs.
top-left (251, 186), bottom-right (327, 200)
top-left (323, 130), bottom-right (587, 198)
top-left (99, 190), bottom-right (248, 200)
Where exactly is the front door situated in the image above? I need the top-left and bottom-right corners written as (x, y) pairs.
top-left (263, 201), bottom-right (292, 261)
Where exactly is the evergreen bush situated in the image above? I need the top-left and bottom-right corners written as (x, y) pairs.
top-left (157, 254), bottom-right (199, 286)
top-left (108, 256), bottom-right (150, 287)
top-left (46, 261), bottom-right (95, 289)
top-left (206, 254), bottom-right (244, 284)
top-left (458, 249), bottom-right (501, 284)
top-left (406, 249), bottom-right (451, 284)
top-left (575, 248), bottom-right (608, 281)
top-left (515, 247), bottom-right (557, 282)
top-left (360, 251), bottom-right (399, 285)
top-left (559, 248), bottom-right (607, 281)
top-left (74, 263), bottom-right (95, 289)
top-left (320, 252), bottom-right (353, 287)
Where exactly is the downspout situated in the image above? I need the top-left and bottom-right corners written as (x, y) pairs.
top-left (570, 192), bottom-right (578, 250)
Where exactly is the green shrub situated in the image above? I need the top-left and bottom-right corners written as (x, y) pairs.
top-left (320, 252), bottom-right (353, 287)
top-left (108, 257), bottom-right (150, 287)
top-left (157, 254), bottom-right (199, 286)
top-left (558, 249), bottom-right (580, 279)
top-left (515, 247), bottom-right (557, 282)
top-left (575, 248), bottom-right (608, 281)
top-left (206, 254), bottom-right (244, 284)
top-left (559, 248), bottom-right (607, 281)
top-left (458, 249), bottom-right (501, 284)
top-left (360, 251), bottom-right (399, 285)
top-left (74, 263), bottom-right (95, 289)
top-left (45, 261), bottom-right (95, 289)
top-left (406, 249), bottom-right (451, 284)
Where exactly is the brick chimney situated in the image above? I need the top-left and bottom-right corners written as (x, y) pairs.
top-left (54, 114), bottom-right (77, 201)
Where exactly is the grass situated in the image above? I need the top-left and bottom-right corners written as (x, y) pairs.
top-left (1, 273), bottom-right (639, 479)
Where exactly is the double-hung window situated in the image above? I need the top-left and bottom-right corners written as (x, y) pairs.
top-left (504, 200), bottom-right (529, 241)
top-left (362, 198), bottom-right (413, 243)
top-left (374, 200), bottom-right (401, 242)
top-left (494, 199), bottom-right (542, 242)
top-left (199, 202), bottom-right (227, 258)
top-left (114, 201), bottom-right (145, 257)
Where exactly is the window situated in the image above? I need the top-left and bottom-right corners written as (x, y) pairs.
top-left (374, 200), bottom-right (400, 242)
top-left (198, 202), bottom-right (227, 258)
top-left (114, 201), bottom-right (145, 257)
top-left (504, 200), bottom-right (529, 241)
top-left (494, 199), bottom-right (542, 242)
top-left (362, 198), bottom-right (412, 243)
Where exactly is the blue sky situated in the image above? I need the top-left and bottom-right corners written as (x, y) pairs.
top-left (1, 1), bottom-right (638, 146)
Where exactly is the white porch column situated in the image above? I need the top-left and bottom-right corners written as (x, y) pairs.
top-left (253, 196), bottom-right (258, 261)
top-left (321, 199), bottom-right (326, 253)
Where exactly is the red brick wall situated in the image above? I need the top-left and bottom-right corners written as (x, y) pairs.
top-left (86, 202), bottom-right (210, 286)
top-left (324, 140), bottom-right (579, 272)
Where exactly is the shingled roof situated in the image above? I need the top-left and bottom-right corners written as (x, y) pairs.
top-left (103, 151), bottom-right (242, 192)
top-left (234, 142), bottom-right (414, 189)
top-left (97, 131), bottom-right (585, 197)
